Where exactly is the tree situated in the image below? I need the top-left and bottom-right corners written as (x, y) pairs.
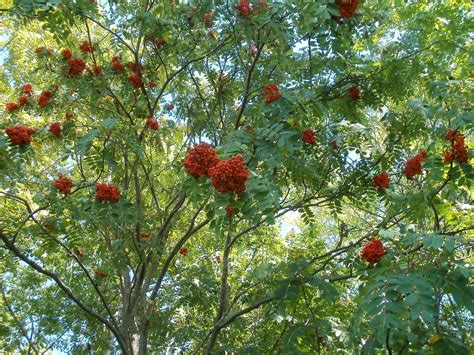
top-left (0, 0), bottom-right (472, 353)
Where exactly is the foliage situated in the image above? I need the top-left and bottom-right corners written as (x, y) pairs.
top-left (0, 0), bottom-right (472, 353)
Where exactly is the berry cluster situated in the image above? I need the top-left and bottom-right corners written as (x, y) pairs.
top-left (179, 247), bottom-right (188, 255)
top-left (404, 151), bottom-right (426, 178)
top-left (372, 172), bottom-right (389, 190)
top-left (201, 12), bottom-right (215, 26)
top-left (128, 61), bottom-right (144, 73)
top-left (128, 74), bottom-right (142, 88)
top-left (225, 205), bottom-right (234, 217)
top-left (140, 231), bottom-right (152, 241)
top-left (79, 41), bottom-right (96, 54)
top-left (95, 183), bottom-right (121, 203)
top-left (166, 103), bottom-right (175, 111)
top-left (62, 48), bottom-right (73, 60)
top-left (147, 117), bottom-right (160, 130)
top-left (262, 83), bottom-right (282, 104)
top-left (112, 56), bottom-right (125, 72)
top-left (49, 122), bottom-right (62, 137)
top-left (151, 38), bottom-right (167, 49)
top-left (38, 90), bottom-right (52, 108)
top-left (208, 155), bottom-right (250, 194)
top-left (360, 238), bottom-right (385, 264)
top-left (53, 175), bottom-right (73, 195)
top-left (183, 143), bottom-right (220, 177)
top-left (235, 0), bottom-right (267, 17)
top-left (5, 126), bottom-right (36, 145)
top-left (95, 270), bottom-right (107, 278)
top-left (302, 129), bottom-right (316, 145)
top-left (67, 58), bottom-right (86, 77)
top-left (335, 0), bottom-right (360, 19)
top-left (6, 102), bottom-right (19, 112)
top-left (444, 129), bottom-right (468, 164)
top-left (21, 83), bottom-right (33, 96)
top-left (348, 86), bottom-right (360, 100)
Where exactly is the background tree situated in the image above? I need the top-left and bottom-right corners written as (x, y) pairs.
top-left (0, 0), bottom-right (472, 353)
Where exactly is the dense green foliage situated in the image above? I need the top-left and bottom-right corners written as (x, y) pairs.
top-left (0, 0), bottom-right (472, 353)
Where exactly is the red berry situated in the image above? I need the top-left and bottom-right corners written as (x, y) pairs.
top-left (5, 126), bottom-right (36, 145)
top-left (360, 238), bottom-right (385, 264)
top-left (404, 151), bottom-right (426, 178)
top-left (21, 83), bottom-right (33, 96)
top-left (127, 74), bottom-right (142, 89)
top-left (335, 0), bottom-right (360, 19)
top-left (140, 231), bottom-right (152, 241)
top-left (49, 122), bottom-right (62, 138)
top-left (302, 129), bottom-right (316, 145)
top-left (179, 247), bottom-right (188, 256)
top-left (183, 143), bottom-right (220, 177)
top-left (348, 86), bottom-right (360, 100)
top-left (53, 174), bottom-right (73, 195)
top-left (262, 83), bottom-right (282, 104)
top-left (79, 41), bottom-right (96, 53)
top-left (95, 183), bottom-right (120, 203)
top-left (146, 117), bottom-right (160, 130)
top-left (18, 96), bottom-right (29, 106)
top-left (208, 155), bottom-right (250, 194)
top-left (62, 48), bottom-right (73, 60)
top-left (112, 56), bottom-right (125, 72)
top-left (372, 172), bottom-right (389, 190)
top-left (225, 205), bottom-right (234, 217)
top-left (6, 102), bottom-right (19, 112)
top-left (236, 0), bottom-right (252, 17)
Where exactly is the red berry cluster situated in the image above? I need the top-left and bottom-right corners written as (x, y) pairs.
top-left (372, 172), bottom-right (389, 190)
top-left (235, 0), bottom-right (267, 17)
top-left (5, 126), bottom-right (36, 145)
top-left (236, 0), bottom-right (252, 17)
top-left (147, 117), bottom-right (160, 130)
top-left (140, 231), bottom-right (152, 241)
top-left (95, 183), bottom-right (121, 203)
top-left (87, 65), bottom-right (102, 76)
top-left (62, 48), bottom-right (73, 60)
top-left (38, 90), bottom-right (52, 108)
top-left (5, 83), bottom-right (35, 112)
top-left (360, 238), bottom-right (385, 264)
top-left (225, 205), bottom-right (234, 217)
top-left (262, 83), bottom-right (282, 104)
top-left (128, 61), bottom-right (144, 73)
top-left (79, 41), bottom-right (96, 54)
top-left (35, 47), bottom-right (52, 55)
top-left (21, 83), bottom-right (33, 96)
top-left (201, 12), bottom-right (215, 26)
top-left (5, 102), bottom-right (19, 112)
top-left (128, 74), bottom-right (142, 88)
top-left (302, 129), bottom-right (316, 145)
top-left (179, 247), bottom-right (188, 255)
top-left (19, 96), bottom-right (29, 106)
top-left (147, 81), bottom-right (157, 88)
top-left (49, 122), bottom-right (62, 137)
top-left (348, 86), bottom-right (360, 100)
top-left (208, 155), bottom-right (250, 194)
top-left (95, 270), bottom-right (107, 278)
top-left (67, 57), bottom-right (86, 77)
top-left (335, 0), bottom-right (360, 19)
top-left (151, 38), bottom-right (167, 49)
top-left (404, 151), bottom-right (426, 178)
top-left (53, 175), bottom-right (73, 195)
top-left (444, 129), bottom-right (468, 164)
top-left (112, 56), bottom-right (125, 72)
top-left (183, 143), bottom-right (220, 177)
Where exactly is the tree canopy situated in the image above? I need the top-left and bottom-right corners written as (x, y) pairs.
top-left (0, 0), bottom-right (472, 353)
